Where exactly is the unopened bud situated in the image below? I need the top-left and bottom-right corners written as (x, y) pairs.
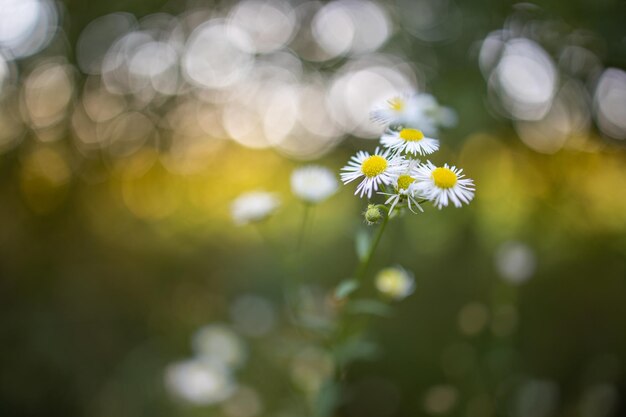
top-left (364, 204), bottom-right (382, 225)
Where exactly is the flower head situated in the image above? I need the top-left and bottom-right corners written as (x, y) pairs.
top-left (164, 358), bottom-right (236, 405)
top-left (381, 128), bottom-right (440, 156)
top-left (340, 148), bottom-right (405, 198)
top-left (370, 93), bottom-right (441, 135)
top-left (192, 325), bottom-right (247, 369)
top-left (291, 165), bottom-right (338, 204)
top-left (412, 162), bottom-right (475, 209)
top-left (231, 191), bottom-right (280, 225)
top-left (375, 266), bottom-right (415, 300)
top-left (378, 163), bottom-right (424, 214)
top-left (364, 204), bottom-right (383, 224)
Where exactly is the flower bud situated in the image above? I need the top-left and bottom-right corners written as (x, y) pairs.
top-left (364, 204), bottom-right (382, 225)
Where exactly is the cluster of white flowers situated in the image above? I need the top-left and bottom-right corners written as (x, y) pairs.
top-left (341, 92), bottom-right (475, 211)
top-left (230, 165), bottom-right (338, 225)
top-left (165, 324), bottom-right (246, 405)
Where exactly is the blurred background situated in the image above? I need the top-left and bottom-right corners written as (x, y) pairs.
top-left (0, 0), bottom-right (625, 416)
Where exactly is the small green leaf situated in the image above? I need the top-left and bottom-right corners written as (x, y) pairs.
top-left (334, 279), bottom-right (359, 299)
top-left (346, 299), bottom-right (394, 317)
top-left (334, 336), bottom-right (380, 366)
top-left (296, 315), bottom-right (335, 335)
top-left (313, 379), bottom-right (341, 417)
top-left (355, 228), bottom-right (370, 261)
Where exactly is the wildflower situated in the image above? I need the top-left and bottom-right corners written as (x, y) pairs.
top-left (192, 325), bottom-right (247, 369)
top-left (378, 166), bottom-right (424, 214)
top-left (340, 147), bottom-right (405, 198)
top-left (433, 105), bottom-right (458, 129)
top-left (380, 127), bottom-right (440, 156)
top-left (375, 266), bottom-right (415, 300)
top-left (290, 347), bottom-right (335, 393)
top-left (231, 191), bottom-right (280, 225)
top-left (370, 92), bottom-right (440, 135)
top-left (364, 204), bottom-right (383, 224)
top-left (290, 165), bottom-right (338, 204)
top-left (165, 359), bottom-right (236, 405)
top-left (412, 162), bottom-right (475, 209)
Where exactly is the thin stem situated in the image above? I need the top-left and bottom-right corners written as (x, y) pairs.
top-left (297, 203), bottom-right (312, 253)
top-left (355, 211), bottom-right (390, 282)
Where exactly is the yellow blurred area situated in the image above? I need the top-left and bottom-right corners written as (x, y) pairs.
top-left (460, 133), bottom-right (626, 241)
top-left (17, 133), bottom-right (626, 246)
top-left (19, 145), bottom-right (70, 213)
top-left (1, 1), bottom-right (626, 416)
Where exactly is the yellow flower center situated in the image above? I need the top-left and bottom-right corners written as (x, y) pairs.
top-left (361, 155), bottom-right (388, 178)
top-left (396, 174), bottom-right (414, 190)
top-left (432, 167), bottom-right (457, 189)
top-left (388, 97), bottom-right (405, 111)
top-left (399, 128), bottom-right (424, 142)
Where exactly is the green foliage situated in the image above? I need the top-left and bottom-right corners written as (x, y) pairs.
top-left (334, 279), bottom-right (360, 299)
top-left (346, 299), bottom-right (394, 318)
top-left (355, 228), bottom-right (371, 261)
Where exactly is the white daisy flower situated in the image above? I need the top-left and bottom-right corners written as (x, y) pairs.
top-left (192, 324), bottom-right (247, 369)
top-left (380, 128), bottom-right (440, 156)
top-left (290, 165), bottom-right (338, 204)
top-left (378, 164), bottom-right (424, 214)
top-left (164, 358), bottom-right (236, 405)
top-left (412, 162), bottom-right (475, 209)
top-left (375, 266), bottom-right (415, 300)
top-left (340, 148), bottom-right (405, 199)
top-left (370, 93), bottom-right (439, 135)
top-left (231, 191), bottom-right (280, 225)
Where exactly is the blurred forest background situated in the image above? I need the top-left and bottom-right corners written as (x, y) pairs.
top-left (0, 0), bottom-right (625, 416)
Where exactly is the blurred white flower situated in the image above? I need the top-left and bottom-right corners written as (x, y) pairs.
top-left (290, 165), bottom-right (338, 204)
top-left (580, 383), bottom-right (618, 417)
top-left (375, 266), bottom-right (415, 300)
top-left (381, 128), bottom-right (440, 156)
top-left (165, 359), bottom-right (236, 405)
top-left (423, 384), bottom-right (459, 415)
top-left (494, 241), bottom-right (536, 284)
top-left (412, 162), bottom-right (475, 209)
top-left (515, 379), bottom-right (559, 417)
top-left (435, 106), bottom-right (458, 129)
top-left (192, 324), bottom-right (247, 369)
top-left (230, 294), bottom-right (277, 337)
top-left (221, 385), bottom-right (264, 417)
top-left (231, 191), bottom-right (280, 225)
top-left (371, 93), bottom-right (451, 135)
top-left (290, 346), bottom-right (335, 393)
top-left (340, 147), bottom-right (406, 198)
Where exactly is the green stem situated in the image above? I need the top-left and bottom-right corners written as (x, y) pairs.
top-left (297, 203), bottom-right (312, 253)
top-left (324, 209), bottom-right (392, 416)
top-left (355, 211), bottom-right (390, 282)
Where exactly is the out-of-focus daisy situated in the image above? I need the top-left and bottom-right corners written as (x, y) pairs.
top-left (433, 105), bottom-right (458, 129)
top-left (290, 165), bottom-right (338, 204)
top-left (165, 359), bottom-right (236, 405)
top-left (290, 347), bottom-right (335, 393)
top-left (412, 162), bottom-right (475, 209)
top-left (231, 191), bottom-right (280, 225)
top-left (380, 128), bottom-right (439, 156)
top-left (192, 324), bottom-right (247, 369)
top-left (370, 93), bottom-right (439, 135)
top-left (378, 164), bottom-right (424, 214)
top-left (340, 147), bottom-right (405, 198)
top-left (375, 266), bottom-right (415, 300)
top-left (221, 386), bottom-right (264, 417)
